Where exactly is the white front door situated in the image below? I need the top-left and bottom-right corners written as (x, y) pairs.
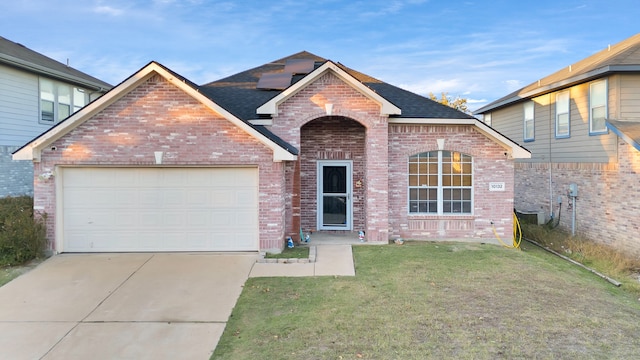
top-left (317, 161), bottom-right (352, 230)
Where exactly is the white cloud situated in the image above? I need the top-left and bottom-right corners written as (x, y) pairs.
top-left (504, 80), bottom-right (522, 91)
top-left (93, 5), bottom-right (124, 16)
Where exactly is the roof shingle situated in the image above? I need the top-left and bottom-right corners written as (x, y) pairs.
top-left (199, 51), bottom-right (475, 121)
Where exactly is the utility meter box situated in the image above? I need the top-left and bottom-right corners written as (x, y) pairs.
top-left (569, 183), bottom-right (578, 197)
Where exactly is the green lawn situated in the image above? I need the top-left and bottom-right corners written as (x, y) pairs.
top-left (213, 242), bottom-right (640, 359)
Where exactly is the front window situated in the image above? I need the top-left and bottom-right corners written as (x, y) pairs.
top-left (523, 101), bottom-right (534, 141)
top-left (589, 80), bottom-right (607, 134)
top-left (409, 151), bottom-right (473, 215)
top-left (555, 90), bottom-right (570, 138)
top-left (39, 77), bottom-right (89, 123)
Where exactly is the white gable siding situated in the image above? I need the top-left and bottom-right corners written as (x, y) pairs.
top-left (0, 64), bottom-right (52, 145)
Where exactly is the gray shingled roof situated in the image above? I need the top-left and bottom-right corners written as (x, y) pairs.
top-left (475, 33), bottom-right (640, 114)
top-left (199, 51), bottom-right (475, 121)
top-left (607, 120), bottom-right (640, 152)
top-left (0, 36), bottom-right (112, 90)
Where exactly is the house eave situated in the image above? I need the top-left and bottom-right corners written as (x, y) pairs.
top-left (475, 65), bottom-right (640, 114)
top-left (607, 119), bottom-right (640, 152)
top-left (388, 117), bottom-right (531, 159)
top-left (0, 53), bottom-right (111, 91)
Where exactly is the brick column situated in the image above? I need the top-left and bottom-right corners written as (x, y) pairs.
top-left (365, 117), bottom-right (389, 243)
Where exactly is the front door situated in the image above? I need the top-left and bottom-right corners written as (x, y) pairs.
top-left (317, 161), bottom-right (352, 230)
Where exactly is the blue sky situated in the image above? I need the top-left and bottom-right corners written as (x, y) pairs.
top-left (1, 0), bottom-right (638, 111)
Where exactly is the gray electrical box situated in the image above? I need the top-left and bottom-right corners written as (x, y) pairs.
top-left (569, 183), bottom-right (578, 197)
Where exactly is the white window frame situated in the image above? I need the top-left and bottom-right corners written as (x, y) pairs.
top-left (408, 150), bottom-right (473, 215)
top-left (523, 101), bottom-right (534, 142)
top-left (39, 77), bottom-right (89, 124)
top-left (555, 90), bottom-right (570, 138)
top-left (589, 79), bottom-right (608, 134)
top-left (483, 113), bottom-right (492, 126)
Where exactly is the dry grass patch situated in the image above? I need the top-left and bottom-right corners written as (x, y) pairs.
top-left (522, 224), bottom-right (640, 295)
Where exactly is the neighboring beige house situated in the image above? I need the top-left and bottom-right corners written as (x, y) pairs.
top-left (0, 36), bottom-right (111, 197)
top-left (475, 33), bottom-right (640, 255)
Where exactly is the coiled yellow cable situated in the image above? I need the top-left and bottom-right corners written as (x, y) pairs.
top-left (492, 213), bottom-right (522, 249)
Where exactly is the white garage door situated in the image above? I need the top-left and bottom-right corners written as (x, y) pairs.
top-left (61, 167), bottom-right (258, 252)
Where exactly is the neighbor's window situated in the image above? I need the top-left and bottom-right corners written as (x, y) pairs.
top-left (409, 151), bottom-right (473, 215)
top-left (523, 101), bottom-right (534, 141)
top-left (483, 113), bottom-right (492, 126)
top-left (555, 90), bottom-right (570, 138)
top-left (39, 78), bottom-right (89, 123)
top-left (589, 79), bottom-right (608, 134)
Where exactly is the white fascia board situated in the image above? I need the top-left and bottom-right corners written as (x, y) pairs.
top-left (388, 117), bottom-right (531, 159)
top-left (13, 62), bottom-right (297, 163)
top-left (256, 62), bottom-right (401, 116)
top-left (248, 119), bottom-right (273, 126)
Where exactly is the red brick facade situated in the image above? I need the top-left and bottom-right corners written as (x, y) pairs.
top-left (34, 75), bottom-right (286, 252)
top-left (514, 139), bottom-right (640, 256)
top-left (388, 124), bottom-right (515, 241)
top-left (272, 72), bottom-right (390, 243)
top-left (33, 69), bottom-right (518, 252)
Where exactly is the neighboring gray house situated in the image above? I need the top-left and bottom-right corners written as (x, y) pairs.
top-left (475, 33), bottom-right (640, 255)
top-left (0, 36), bottom-right (111, 197)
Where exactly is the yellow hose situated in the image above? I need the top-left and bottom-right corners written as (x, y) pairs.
top-left (492, 213), bottom-right (522, 249)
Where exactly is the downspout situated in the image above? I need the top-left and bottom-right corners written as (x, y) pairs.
top-left (548, 95), bottom-right (554, 220)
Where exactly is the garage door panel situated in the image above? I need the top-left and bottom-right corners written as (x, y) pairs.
top-left (186, 190), bottom-right (211, 206)
top-left (114, 190), bottom-right (138, 207)
top-left (236, 189), bottom-right (257, 206)
top-left (61, 167), bottom-right (259, 252)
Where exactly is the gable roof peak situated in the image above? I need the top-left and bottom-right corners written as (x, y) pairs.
top-left (268, 51), bottom-right (327, 65)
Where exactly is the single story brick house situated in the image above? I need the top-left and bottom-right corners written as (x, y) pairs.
top-left (13, 51), bottom-right (529, 253)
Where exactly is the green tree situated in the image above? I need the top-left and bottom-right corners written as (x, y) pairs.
top-left (429, 92), bottom-right (470, 114)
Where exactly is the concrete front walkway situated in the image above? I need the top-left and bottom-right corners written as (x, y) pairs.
top-left (250, 244), bottom-right (356, 277)
top-left (0, 245), bottom-right (355, 360)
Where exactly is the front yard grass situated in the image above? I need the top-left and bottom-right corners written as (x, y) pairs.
top-left (213, 241), bottom-right (640, 359)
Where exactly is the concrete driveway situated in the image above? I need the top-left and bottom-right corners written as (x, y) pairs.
top-left (0, 252), bottom-right (258, 360)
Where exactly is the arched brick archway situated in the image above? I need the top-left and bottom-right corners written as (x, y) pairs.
top-left (299, 116), bottom-right (366, 233)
